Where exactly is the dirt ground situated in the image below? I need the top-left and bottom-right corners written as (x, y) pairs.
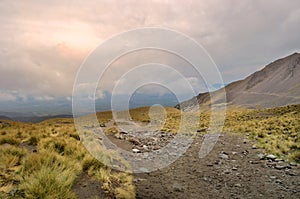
top-left (73, 121), bottom-right (300, 199)
top-left (133, 133), bottom-right (300, 199)
top-left (72, 172), bottom-right (106, 199)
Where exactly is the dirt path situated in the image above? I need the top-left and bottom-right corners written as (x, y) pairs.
top-left (72, 172), bottom-right (106, 199)
top-left (133, 133), bottom-right (300, 199)
top-left (78, 121), bottom-right (299, 198)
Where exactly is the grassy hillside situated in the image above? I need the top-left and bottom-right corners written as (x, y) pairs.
top-left (97, 105), bottom-right (299, 162)
top-left (224, 104), bottom-right (300, 162)
top-left (0, 104), bottom-right (299, 198)
top-left (0, 119), bottom-right (134, 199)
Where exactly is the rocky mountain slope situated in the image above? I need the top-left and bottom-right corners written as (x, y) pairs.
top-left (177, 53), bottom-right (300, 109)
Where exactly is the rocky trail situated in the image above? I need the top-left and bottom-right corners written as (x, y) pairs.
top-left (133, 134), bottom-right (299, 199)
top-left (77, 121), bottom-right (300, 199)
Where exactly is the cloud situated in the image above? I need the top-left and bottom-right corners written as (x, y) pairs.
top-left (0, 91), bottom-right (16, 101)
top-left (0, 0), bottom-right (300, 104)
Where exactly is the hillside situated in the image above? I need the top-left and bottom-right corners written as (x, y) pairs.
top-left (177, 53), bottom-right (300, 109)
top-left (1, 104), bottom-right (299, 198)
top-left (0, 116), bottom-right (12, 121)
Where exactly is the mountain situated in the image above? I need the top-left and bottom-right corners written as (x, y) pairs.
top-left (0, 115), bottom-right (12, 121)
top-left (12, 114), bottom-right (73, 123)
top-left (177, 52), bottom-right (300, 110)
top-left (0, 111), bottom-right (72, 123)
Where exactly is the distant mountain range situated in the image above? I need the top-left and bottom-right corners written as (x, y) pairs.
top-left (2, 53), bottom-right (299, 122)
top-left (0, 115), bottom-right (12, 121)
top-left (0, 112), bottom-right (72, 123)
top-left (0, 92), bottom-right (180, 122)
top-left (177, 52), bottom-right (300, 110)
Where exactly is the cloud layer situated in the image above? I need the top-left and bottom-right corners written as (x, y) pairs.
top-left (0, 0), bottom-right (300, 105)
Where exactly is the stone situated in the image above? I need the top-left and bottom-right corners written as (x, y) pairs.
top-left (197, 128), bottom-right (207, 132)
top-left (249, 160), bottom-right (259, 164)
top-left (232, 167), bottom-right (238, 171)
top-left (221, 151), bottom-right (229, 155)
top-left (132, 148), bottom-right (141, 153)
top-left (153, 145), bottom-right (160, 150)
top-left (219, 153), bottom-right (229, 160)
top-left (128, 137), bottom-right (141, 145)
top-left (257, 153), bottom-right (265, 160)
top-left (224, 169), bottom-right (230, 174)
top-left (252, 145), bottom-right (257, 149)
top-left (139, 167), bottom-right (149, 173)
top-left (286, 165), bottom-right (292, 169)
top-left (275, 165), bottom-right (286, 170)
top-left (286, 170), bottom-right (297, 176)
top-left (133, 178), bottom-right (139, 183)
top-left (172, 183), bottom-right (184, 192)
top-left (234, 183), bottom-right (242, 188)
top-left (133, 178), bottom-right (146, 183)
top-left (290, 162), bottom-right (297, 167)
top-left (242, 150), bottom-right (248, 155)
top-left (275, 158), bottom-right (283, 162)
top-left (266, 154), bottom-right (277, 160)
top-left (114, 133), bottom-right (124, 140)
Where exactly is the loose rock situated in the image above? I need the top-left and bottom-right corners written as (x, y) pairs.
top-left (266, 154), bottom-right (277, 160)
top-left (257, 153), bottom-right (265, 160)
top-left (132, 148), bottom-right (141, 153)
top-left (172, 183), bottom-right (184, 192)
top-left (275, 165), bottom-right (286, 170)
top-left (219, 153), bottom-right (229, 160)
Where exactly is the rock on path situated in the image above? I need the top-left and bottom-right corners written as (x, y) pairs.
top-left (133, 133), bottom-right (300, 199)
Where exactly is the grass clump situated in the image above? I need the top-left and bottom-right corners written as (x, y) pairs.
top-left (0, 135), bottom-right (20, 145)
top-left (224, 104), bottom-right (300, 162)
top-left (20, 164), bottom-right (77, 199)
top-left (0, 118), bottom-right (135, 198)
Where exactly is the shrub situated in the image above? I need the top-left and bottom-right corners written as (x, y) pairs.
top-left (0, 145), bottom-right (27, 170)
top-left (82, 155), bottom-right (103, 171)
top-left (0, 136), bottom-right (20, 145)
top-left (69, 133), bottom-right (80, 141)
top-left (20, 165), bottom-right (77, 199)
top-left (28, 136), bottom-right (38, 146)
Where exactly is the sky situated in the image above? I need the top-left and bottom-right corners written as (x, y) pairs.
top-left (0, 0), bottom-right (300, 114)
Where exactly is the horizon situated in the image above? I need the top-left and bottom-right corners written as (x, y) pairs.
top-left (0, 51), bottom-right (299, 117)
top-left (1, 1), bottom-right (300, 115)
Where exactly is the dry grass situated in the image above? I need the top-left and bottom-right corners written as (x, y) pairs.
top-left (98, 104), bottom-right (299, 163)
top-left (0, 104), bottom-right (299, 198)
top-left (0, 118), bottom-right (134, 198)
top-left (224, 104), bottom-right (300, 162)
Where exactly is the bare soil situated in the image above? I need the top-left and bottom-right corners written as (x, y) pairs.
top-left (133, 133), bottom-right (300, 199)
top-left (72, 172), bottom-right (106, 199)
top-left (75, 121), bottom-right (300, 198)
